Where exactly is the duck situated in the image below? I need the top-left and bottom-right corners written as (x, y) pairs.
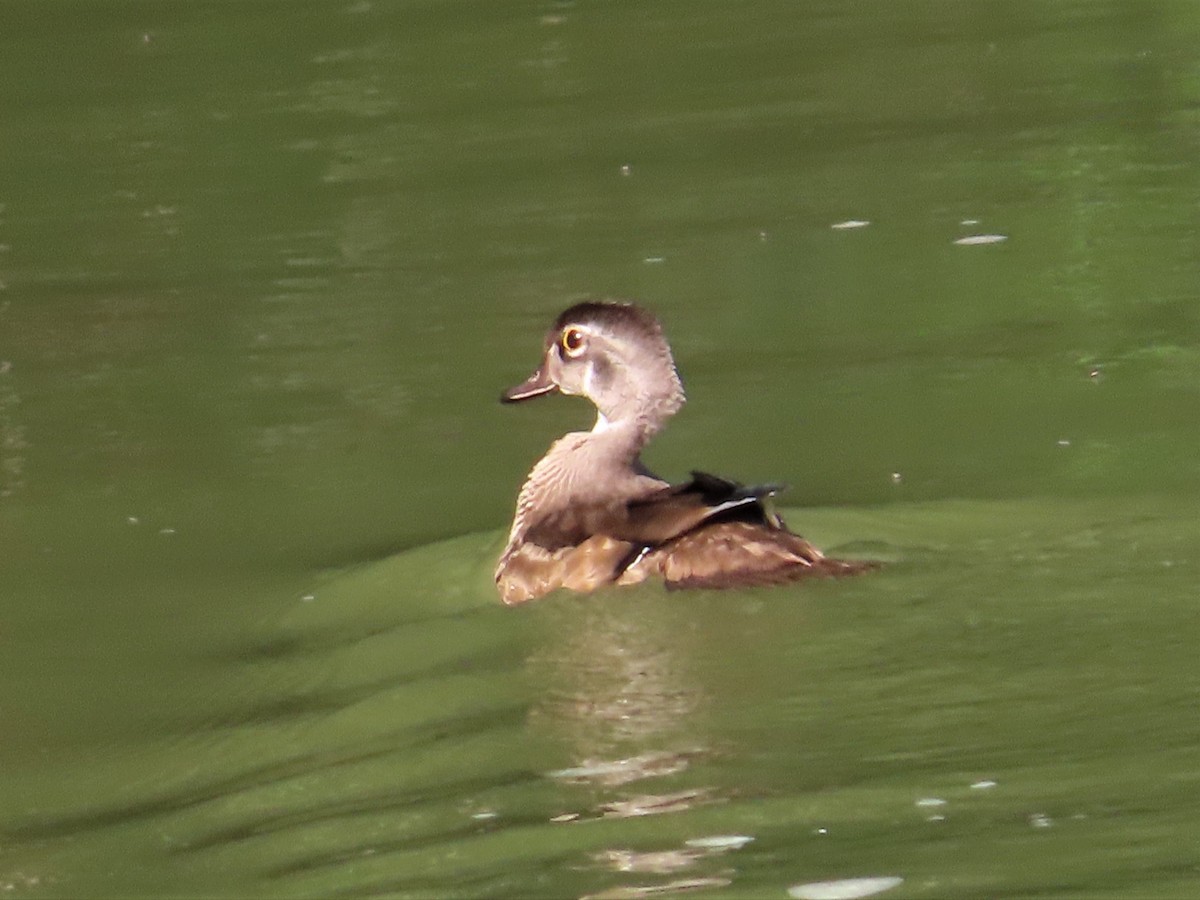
top-left (495, 300), bottom-right (874, 605)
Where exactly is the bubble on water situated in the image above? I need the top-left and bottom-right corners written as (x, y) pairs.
top-left (915, 797), bottom-right (946, 807)
top-left (831, 219), bottom-right (870, 230)
top-left (970, 780), bottom-right (997, 790)
top-left (684, 835), bottom-right (754, 850)
top-left (788, 876), bottom-right (904, 900)
top-left (954, 234), bottom-right (1007, 246)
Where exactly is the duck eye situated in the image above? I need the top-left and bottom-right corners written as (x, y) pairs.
top-left (560, 327), bottom-right (586, 357)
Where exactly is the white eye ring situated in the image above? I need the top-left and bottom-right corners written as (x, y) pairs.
top-left (560, 327), bottom-right (587, 358)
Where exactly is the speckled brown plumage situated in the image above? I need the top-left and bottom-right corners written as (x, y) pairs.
top-left (495, 300), bottom-right (874, 605)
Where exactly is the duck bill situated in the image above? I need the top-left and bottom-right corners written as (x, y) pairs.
top-left (501, 364), bottom-right (559, 403)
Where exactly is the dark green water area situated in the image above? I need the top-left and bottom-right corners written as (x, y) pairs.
top-left (2, 2), bottom-right (1199, 897)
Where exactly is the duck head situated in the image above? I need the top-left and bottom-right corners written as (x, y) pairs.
top-left (502, 300), bottom-right (686, 435)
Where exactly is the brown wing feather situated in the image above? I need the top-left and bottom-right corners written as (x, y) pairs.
top-left (642, 520), bottom-right (875, 590)
top-left (521, 485), bottom-right (737, 550)
top-left (498, 468), bottom-right (874, 602)
top-left (610, 472), bottom-right (784, 545)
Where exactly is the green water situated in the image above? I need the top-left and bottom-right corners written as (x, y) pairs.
top-left (3, 1), bottom-right (1200, 897)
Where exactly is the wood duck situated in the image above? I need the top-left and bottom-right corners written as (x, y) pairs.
top-left (495, 300), bottom-right (873, 605)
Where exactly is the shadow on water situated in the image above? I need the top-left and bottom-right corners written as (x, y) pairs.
top-left (2, 699), bottom-right (531, 847)
top-left (5, 496), bottom-right (1200, 898)
top-left (0, 510), bottom-right (892, 896)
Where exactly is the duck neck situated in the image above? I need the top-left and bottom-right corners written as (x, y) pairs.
top-left (591, 376), bottom-right (683, 453)
top-left (589, 408), bottom-right (664, 463)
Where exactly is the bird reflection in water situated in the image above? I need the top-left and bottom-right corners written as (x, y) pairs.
top-left (523, 592), bottom-right (760, 896)
top-left (528, 600), bottom-right (711, 806)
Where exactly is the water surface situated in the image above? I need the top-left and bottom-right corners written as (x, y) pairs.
top-left (2, 2), bottom-right (1200, 897)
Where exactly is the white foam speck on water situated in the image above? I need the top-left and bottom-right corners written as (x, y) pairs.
top-left (547, 759), bottom-right (636, 780)
top-left (643, 256), bottom-right (665, 264)
top-left (915, 797), bottom-right (946, 807)
top-left (831, 219), bottom-right (870, 230)
top-left (953, 234), bottom-right (1007, 245)
top-left (549, 764), bottom-right (605, 779)
top-left (960, 218), bottom-right (980, 225)
top-left (684, 835), bottom-right (754, 850)
top-left (970, 779), bottom-right (997, 790)
top-left (1029, 813), bottom-right (1053, 828)
top-left (788, 876), bottom-right (904, 900)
